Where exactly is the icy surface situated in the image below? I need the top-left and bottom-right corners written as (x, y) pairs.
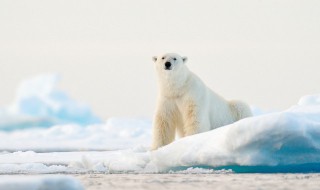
top-left (1, 86), bottom-right (320, 173)
top-left (75, 173), bottom-right (320, 190)
top-left (148, 106), bottom-right (320, 172)
top-left (0, 117), bottom-right (152, 151)
top-left (1, 95), bottom-right (320, 173)
top-left (0, 74), bottom-right (100, 131)
top-left (0, 175), bottom-right (83, 190)
top-left (168, 167), bottom-right (233, 174)
top-left (298, 94), bottom-right (320, 106)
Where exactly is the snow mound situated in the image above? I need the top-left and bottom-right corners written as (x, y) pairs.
top-left (146, 105), bottom-right (320, 172)
top-left (0, 74), bottom-right (100, 131)
top-left (298, 94), bottom-right (320, 106)
top-left (0, 175), bottom-right (83, 190)
top-left (104, 98), bottom-right (320, 173)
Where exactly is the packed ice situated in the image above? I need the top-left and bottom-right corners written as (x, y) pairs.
top-left (0, 74), bottom-right (100, 131)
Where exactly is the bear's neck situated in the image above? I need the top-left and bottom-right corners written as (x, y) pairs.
top-left (158, 69), bottom-right (191, 99)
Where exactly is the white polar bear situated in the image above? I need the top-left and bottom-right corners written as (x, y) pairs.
top-left (151, 53), bottom-right (252, 150)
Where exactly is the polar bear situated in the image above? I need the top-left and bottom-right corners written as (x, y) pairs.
top-left (151, 53), bottom-right (252, 150)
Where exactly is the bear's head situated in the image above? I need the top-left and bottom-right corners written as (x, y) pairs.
top-left (152, 53), bottom-right (190, 93)
top-left (152, 53), bottom-right (188, 75)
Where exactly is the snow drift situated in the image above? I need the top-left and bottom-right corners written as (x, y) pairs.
top-left (1, 94), bottom-right (320, 173)
top-left (146, 104), bottom-right (320, 173)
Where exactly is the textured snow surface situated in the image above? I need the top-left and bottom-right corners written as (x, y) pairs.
top-left (0, 117), bottom-right (152, 151)
top-left (0, 175), bottom-right (83, 190)
top-left (74, 173), bottom-right (320, 190)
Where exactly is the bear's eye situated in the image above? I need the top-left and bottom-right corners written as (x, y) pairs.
top-left (162, 57), bottom-right (165, 60)
top-left (173, 58), bottom-right (177, 61)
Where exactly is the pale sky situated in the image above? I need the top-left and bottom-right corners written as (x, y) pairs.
top-left (0, 0), bottom-right (320, 119)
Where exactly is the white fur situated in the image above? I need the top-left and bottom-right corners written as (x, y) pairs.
top-left (151, 53), bottom-right (252, 150)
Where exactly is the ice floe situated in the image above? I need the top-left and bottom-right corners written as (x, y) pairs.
top-left (0, 74), bottom-right (100, 131)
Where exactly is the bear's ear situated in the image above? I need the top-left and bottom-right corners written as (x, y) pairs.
top-left (182, 56), bottom-right (188, 63)
top-left (152, 56), bottom-right (157, 62)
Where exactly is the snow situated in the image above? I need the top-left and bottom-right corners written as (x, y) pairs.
top-left (0, 175), bottom-right (83, 190)
top-left (298, 94), bottom-right (320, 106)
top-left (1, 98), bottom-right (320, 174)
top-left (0, 117), bottom-right (152, 152)
top-left (1, 75), bottom-right (320, 174)
top-left (147, 105), bottom-right (320, 173)
top-left (0, 74), bottom-right (100, 131)
top-left (75, 173), bottom-right (320, 190)
top-left (168, 167), bottom-right (233, 174)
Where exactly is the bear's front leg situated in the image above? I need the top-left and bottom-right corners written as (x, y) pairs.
top-left (151, 100), bottom-right (176, 150)
top-left (182, 100), bottom-right (200, 136)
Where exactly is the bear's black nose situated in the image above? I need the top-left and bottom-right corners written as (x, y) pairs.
top-left (165, 62), bottom-right (171, 69)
